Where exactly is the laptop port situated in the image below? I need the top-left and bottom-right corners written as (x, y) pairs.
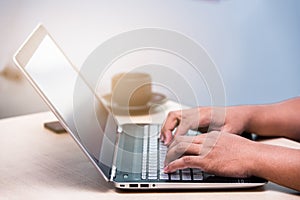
top-left (129, 184), bottom-right (138, 188)
top-left (140, 184), bottom-right (149, 188)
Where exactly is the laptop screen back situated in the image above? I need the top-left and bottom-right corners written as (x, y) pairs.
top-left (14, 26), bottom-right (117, 179)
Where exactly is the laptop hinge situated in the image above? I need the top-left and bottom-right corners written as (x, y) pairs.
top-left (109, 126), bottom-right (122, 181)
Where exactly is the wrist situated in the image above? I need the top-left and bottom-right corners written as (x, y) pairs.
top-left (244, 141), bottom-right (264, 177)
top-left (243, 105), bottom-right (266, 133)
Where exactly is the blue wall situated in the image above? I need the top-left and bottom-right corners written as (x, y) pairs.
top-left (1, 0), bottom-right (299, 118)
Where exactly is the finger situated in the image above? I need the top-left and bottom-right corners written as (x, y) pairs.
top-left (168, 134), bottom-right (206, 150)
top-left (164, 156), bottom-right (203, 173)
top-left (173, 122), bottom-right (190, 138)
top-left (173, 108), bottom-right (202, 137)
top-left (161, 130), bottom-right (173, 145)
top-left (161, 111), bottom-right (181, 144)
top-left (164, 142), bottom-right (202, 166)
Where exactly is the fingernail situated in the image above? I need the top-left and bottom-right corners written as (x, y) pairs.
top-left (160, 134), bottom-right (164, 141)
top-left (163, 166), bottom-right (169, 173)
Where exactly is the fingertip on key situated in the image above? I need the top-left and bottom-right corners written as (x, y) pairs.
top-left (160, 134), bottom-right (164, 142)
top-left (164, 140), bottom-right (169, 145)
top-left (163, 165), bottom-right (169, 173)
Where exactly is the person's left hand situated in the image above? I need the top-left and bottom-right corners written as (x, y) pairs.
top-left (164, 131), bottom-right (257, 178)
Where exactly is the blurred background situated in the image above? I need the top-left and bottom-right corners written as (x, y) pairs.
top-left (1, 0), bottom-right (300, 119)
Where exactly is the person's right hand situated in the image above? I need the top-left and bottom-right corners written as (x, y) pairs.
top-left (163, 131), bottom-right (257, 177)
top-left (160, 106), bottom-right (253, 145)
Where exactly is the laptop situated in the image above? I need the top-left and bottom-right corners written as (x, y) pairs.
top-left (13, 24), bottom-right (266, 190)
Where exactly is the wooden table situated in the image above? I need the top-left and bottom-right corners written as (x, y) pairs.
top-left (1, 111), bottom-right (299, 199)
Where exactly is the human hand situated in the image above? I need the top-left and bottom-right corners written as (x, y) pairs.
top-left (160, 106), bottom-right (252, 145)
top-left (164, 131), bottom-right (256, 178)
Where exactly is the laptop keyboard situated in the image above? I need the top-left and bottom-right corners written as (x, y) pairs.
top-left (141, 124), bottom-right (203, 181)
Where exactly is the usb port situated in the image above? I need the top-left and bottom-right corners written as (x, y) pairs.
top-left (140, 184), bottom-right (149, 188)
top-left (129, 184), bottom-right (138, 188)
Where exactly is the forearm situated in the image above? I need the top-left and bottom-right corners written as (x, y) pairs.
top-left (249, 142), bottom-right (300, 191)
top-left (246, 97), bottom-right (300, 141)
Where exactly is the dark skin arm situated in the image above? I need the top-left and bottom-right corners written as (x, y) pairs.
top-left (161, 97), bottom-right (300, 191)
top-left (161, 97), bottom-right (300, 145)
top-left (248, 97), bottom-right (300, 141)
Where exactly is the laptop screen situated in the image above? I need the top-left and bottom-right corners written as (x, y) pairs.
top-left (16, 28), bottom-right (117, 179)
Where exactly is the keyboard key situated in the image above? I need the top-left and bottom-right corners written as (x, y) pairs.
top-left (170, 172), bottom-right (180, 180)
top-left (159, 173), bottom-right (169, 180)
top-left (189, 168), bottom-right (202, 180)
top-left (149, 169), bottom-right (157, 173)
top-left (159, 163), bottom-right (164, 169)
top-left (182, 174), bottom-right (191, 180)
top-left (149, 157), bottom-right (157, 162)
top-left (144, 125), bottom-right (149, 137)
top-left (149, 125), bottom-right (159, 137)
top-left (141, 174), bottom-right (146, 180)
top-left (149, 164), bottom-right (157, 169)
top-left (149, 171), bottom-right (157, 179)
top-left (182, 173), bottom-right (191, 180)
top-left (141, 125), bottom-right (207, 182)
top-left (181, 168), bottom-right (192, 180)
top-left (192, 168), bottom-right (202, 174)
top-left (193, 174), bottom-right (203, 180)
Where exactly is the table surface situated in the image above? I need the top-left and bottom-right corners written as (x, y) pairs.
top-left (1, 110), bottom-right (300, 200)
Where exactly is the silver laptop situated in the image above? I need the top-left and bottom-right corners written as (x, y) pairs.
top-left (13, 24), bottom-right (266, 190)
